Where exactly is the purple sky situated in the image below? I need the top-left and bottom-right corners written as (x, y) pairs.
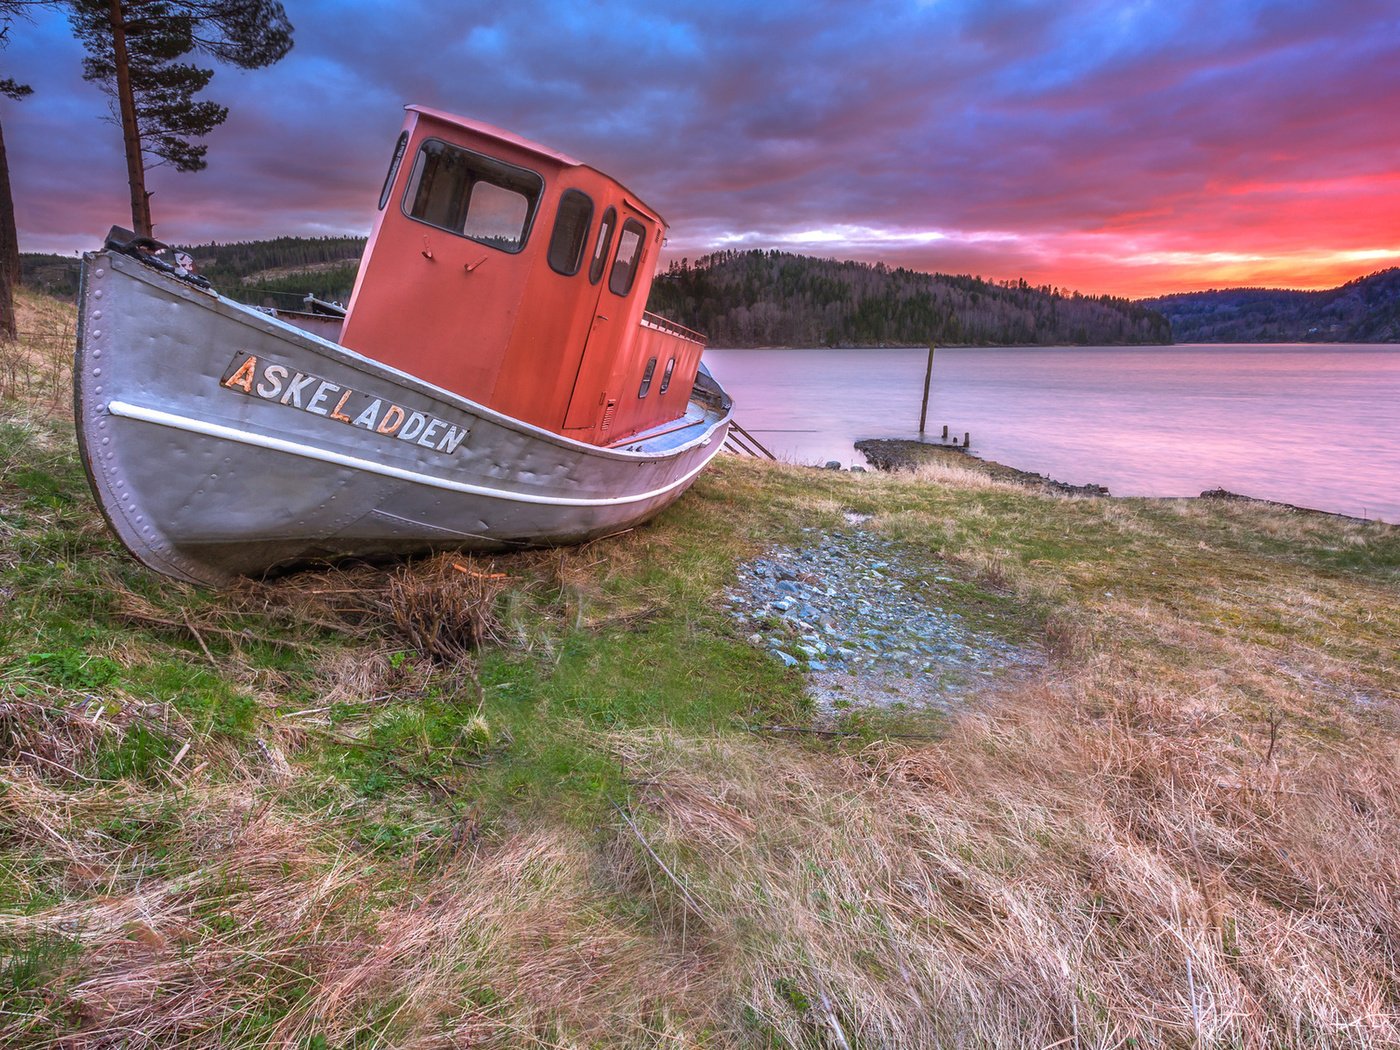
top-left (5, 0), bottom-right (1400, 297)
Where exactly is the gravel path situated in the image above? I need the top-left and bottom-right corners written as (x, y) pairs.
top-left (725, 519), bottom-right (1040, 713)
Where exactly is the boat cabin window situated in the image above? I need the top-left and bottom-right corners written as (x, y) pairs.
top-left (547, 190), bottom-right (594, 276)
top-left (378, 132), bottom-right (409, 210)
top-left (609, 219), bottom-right (647, 296)
top-left (588, 207), bottom-right (616, 285)
top-left (659, 356), bottom-right (676, 393)
top-left (637, 356), bottom-right (658, 398)
top-left (402, 139), bottom-right (542, 253)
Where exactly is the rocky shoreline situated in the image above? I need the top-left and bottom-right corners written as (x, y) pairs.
top-left (725, 517), bottom-right (1039, 713)
top-left (726, 437), bottom-right (1388, 705)
top-left (854, 438), bottom-right (1111, 496)
top-left (852, 438), bottom-right (1387, 524)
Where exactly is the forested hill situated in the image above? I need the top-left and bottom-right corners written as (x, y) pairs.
top-left (1141, 268), bottom-right (1400, 342)
top-left (645, 250), bottom-right (1172, 347)
top-left (21, 236), bottom-right (367, 307)
top-left (182, 236), bottom-right (367, 306)
top-left (24, 238), bottom-right (1176, 346)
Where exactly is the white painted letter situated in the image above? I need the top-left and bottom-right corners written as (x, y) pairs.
top-left (398, 411), bottom-right (428, 442)
top-left (306, 380), bottom-right (339, 415)
top-left (280, 372), bottom-right (316, 407)
top-left (257, 364), bottom-right (288, 399)
top-left (352, 399), bottom-right (382, 429)
top-left (416, 418), bottom-right (445, 448)
top-left (437, 425), bottom-right (468, 454)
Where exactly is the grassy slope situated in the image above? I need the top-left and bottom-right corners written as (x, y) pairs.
top-left (1, 291), bottom-right (1397, 1047)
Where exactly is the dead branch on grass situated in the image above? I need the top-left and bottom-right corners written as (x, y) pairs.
top-left (380, 557), bottom-right (507, 662)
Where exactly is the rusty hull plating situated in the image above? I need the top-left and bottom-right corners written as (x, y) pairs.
top-left (74, 107), bottom-right (731, 586)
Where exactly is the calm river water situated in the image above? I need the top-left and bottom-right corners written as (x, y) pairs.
top-left (703, 345), bottom-right (1400, 523)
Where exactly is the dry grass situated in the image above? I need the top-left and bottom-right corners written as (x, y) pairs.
top-left (608, 663), bottom-right (1399, 1048)
top-left (909, 457), bottom-right (1036, 493)
top-left (0, 775), bottom-right (719, 1047)
top-left (381, 557), bottom-right (510, 663)
top-left (0, 682), bottom-right (115, 781)
top-left (0, 290), bottom-right (75, 410)
top-left (10, 656), bottom-right (1392, 1046)
top-left (2, 302), bottom-right (1398, 1045)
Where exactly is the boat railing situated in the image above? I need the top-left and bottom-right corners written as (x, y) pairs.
top-left (723, 420), bottom-right (777, 459)
top-left (641, 311), bottom-right (706, 346)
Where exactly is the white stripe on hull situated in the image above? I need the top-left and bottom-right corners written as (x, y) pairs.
top-left (105, 400), bottom-right (721, 508)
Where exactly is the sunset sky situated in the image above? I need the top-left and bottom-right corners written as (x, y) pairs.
top-left (4, 0), bottom-right (1398, 298)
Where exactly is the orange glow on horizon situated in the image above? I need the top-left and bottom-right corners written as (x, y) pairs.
top-left (681, 166), bottom-right (1400, 299)
top-left (997, 249), bottom-right (1400, 300)
top-left (672, 153), bottom-right (1400, 298)
top-left (672, 229), bottom-right (1400, 300)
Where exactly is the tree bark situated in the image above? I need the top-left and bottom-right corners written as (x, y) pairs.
top-left (107, 0), bottom-right (152, 237)
top-left (0, 112), bottom-right (16, 341)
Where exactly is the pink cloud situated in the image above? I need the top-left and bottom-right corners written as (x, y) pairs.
top-left (6, 0), bottom-right (1399, 298)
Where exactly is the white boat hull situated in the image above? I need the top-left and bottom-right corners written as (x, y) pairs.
top-left (74, 250), bottom-right (731, 586)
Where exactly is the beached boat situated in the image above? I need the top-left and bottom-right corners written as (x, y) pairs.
top-left (74, 106), bottom-right (731, 586)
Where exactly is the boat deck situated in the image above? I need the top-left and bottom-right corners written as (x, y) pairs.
top-left (610, 402), bottom-right (721, 454)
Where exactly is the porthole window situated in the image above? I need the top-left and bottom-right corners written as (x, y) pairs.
top-left (402, 138), bottom-right (542, 253)
top-left (547, 190), bottom-right (594, 276)
top-left (637, 356), bottom-right (658, 398)
top-left (588, 207), bottom-right (616, 285)
top-left (609, 218), bottom-right (647, 296)
top-left (378, 132), bottom-right (409, 210)
top-left (659, 356), bottom-right (676, 393)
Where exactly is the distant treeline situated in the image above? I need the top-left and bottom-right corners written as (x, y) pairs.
top-left (35, 237), bottom-right (1399, 345)
top-left (1142, 268), bottom-right (1400, 343)
top-left (20, 254), bottom-right (84, 300)
top-left (185, 236), bottom-right (366, 307)
top-left (646, 250), bottom-right (1173, 347)
top-left (21, 235), bottom-right (367, 307)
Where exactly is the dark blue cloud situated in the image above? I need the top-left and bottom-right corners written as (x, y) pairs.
top-left (5, 0), bottom-right (1399, 294)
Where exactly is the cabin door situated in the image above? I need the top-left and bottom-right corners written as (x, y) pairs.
top-left (562, 205), bottom-right (646, 434)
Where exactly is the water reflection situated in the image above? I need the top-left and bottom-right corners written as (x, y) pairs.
top-left (704, 345), bottom-right (1400, 522)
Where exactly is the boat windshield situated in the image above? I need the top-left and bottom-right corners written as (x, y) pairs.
top-left (547, 189), bottom-right (594, 276)
top-left (403, 139), bottom-right (543, 253)
top-left (608, 218), bottom-right (647, 296)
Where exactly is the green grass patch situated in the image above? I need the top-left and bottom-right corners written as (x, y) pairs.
top-left (313, 617), bottom-right (807, 832)
top-left (4, 387), bottom-right (1399, 1047)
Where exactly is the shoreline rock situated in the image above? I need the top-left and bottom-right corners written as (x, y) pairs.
top-left (854, 438), bottom-right (1111, 497)
top-left (854, 439), bottom-right (1389, 524)
top-left (1197, 488), bottom-right (1381, 524)
top-left (725, 525), bottom-right (1039, 713)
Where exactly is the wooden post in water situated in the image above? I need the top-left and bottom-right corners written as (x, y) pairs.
top-left (941, 424), bottom-right (949, 441)
top-left (918, 344), bottom-right (935, 435)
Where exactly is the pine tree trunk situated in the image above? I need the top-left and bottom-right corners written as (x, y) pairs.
top-left (0, 112), bottom-right (17, 342)
top-left (107, 0), bottom-right (152, 238)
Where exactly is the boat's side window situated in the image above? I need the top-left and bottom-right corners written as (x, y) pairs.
top-left (378, 132), bottom-right (409, 211)
top-left (547, 190), bottom-right (594, 276)
top-left (658, 356), bottom-right (676, 394)
top-left (588, 207), bottom-right (616, 285)
top-left (637, 357), bottom-right (658, 398)
top-left (609, 219), bottom-right (648, 297)
top-left (402, 138), bottom-right (542, 253)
